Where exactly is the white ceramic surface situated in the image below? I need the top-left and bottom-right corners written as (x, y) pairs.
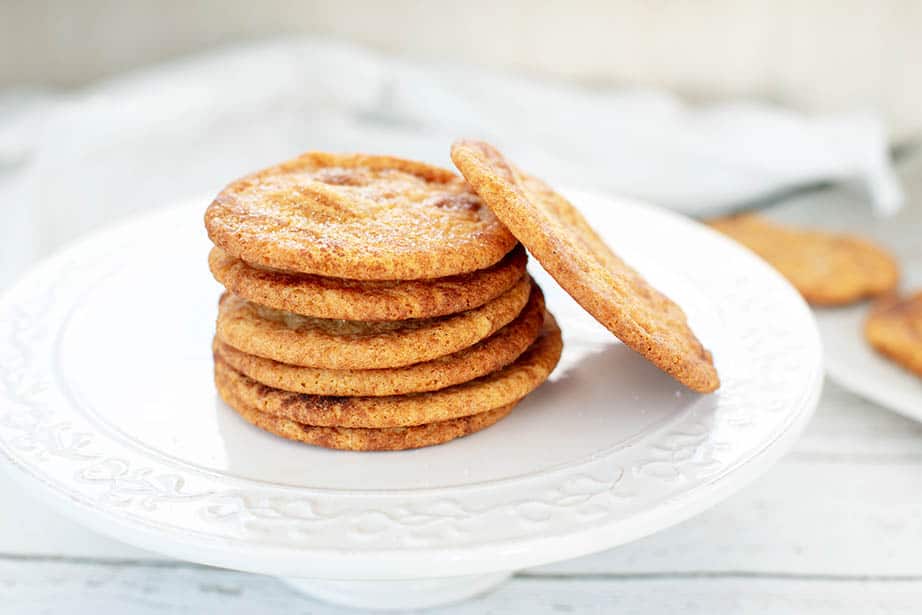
top-left (0, 190), bottom-right (822, 608)
top-left (817, 304), bottom-right (922, 423)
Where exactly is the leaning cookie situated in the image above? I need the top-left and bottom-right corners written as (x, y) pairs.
top-left (708, 214), bottom-right (899, 306)
top-left (865, 291), bottom-right (922, 379)
top-left (451, 139), bottom-right (719, 393)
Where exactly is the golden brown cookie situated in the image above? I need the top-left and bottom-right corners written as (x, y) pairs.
top-left (228, 400), bottom-right (518, 451)
top-left (450, 139), bottom-right (719, 393)
top-left (213, 285), bottom-right (544, 396)
top-left (213, 313), bottom-right (563, 428)
top-left (205, 152), bottom-right (517, 280)
top-left (865, 291), bottom-right (922, 378)
top-left (708, 214), bottom-right (899, 306)
top-left (216, 275), bottom-right (532, 370)
top-left (208, 244), bottom-right (528, 321)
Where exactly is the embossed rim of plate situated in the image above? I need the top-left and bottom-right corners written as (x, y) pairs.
top-left (0, 191), bottom-right (823, 580)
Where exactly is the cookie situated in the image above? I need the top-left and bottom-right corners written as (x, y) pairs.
top-left (865, 291), bottom-right (922, 378)
top-left (708, 214), bottom-right (899, 306)
top-left (450, 139), bottom-right (719, 393)
top-left (216, 275), bottom-right (532, 370)
top-left (213, 284), bottom-right (544, 396)
top-left (205, 152), bottom-right (517, 280)
top-left (208, 243), bottom-right (528, 321)
top-left (228, 399), bottom-right (518, 451)
top-left (213, 313), bottom-right (562, 428)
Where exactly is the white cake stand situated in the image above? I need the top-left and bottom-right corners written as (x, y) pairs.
top-left (0, 190), bottom-right (822, 610)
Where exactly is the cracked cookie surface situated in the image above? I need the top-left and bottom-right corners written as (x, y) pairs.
top-left (205, 152), bottom-right (517, 280)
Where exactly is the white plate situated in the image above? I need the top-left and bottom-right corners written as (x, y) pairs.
top-left (817, 304), bottom-right (922, 422)
top-left (0, 190), bottom-right (822, 609)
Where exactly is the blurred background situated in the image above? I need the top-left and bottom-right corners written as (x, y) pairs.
top-left (3, 0), bottom-right (921, 138)
top-left (2, 0), bottom-right (920, 288)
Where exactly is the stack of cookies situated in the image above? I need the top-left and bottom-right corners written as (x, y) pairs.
top-left (205, 153), bottom-right (563, 451)
top-left (206, 142), bottom-right (722, 450)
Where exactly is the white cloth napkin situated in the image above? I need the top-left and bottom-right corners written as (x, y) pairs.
top-left (0, 38), bottom-right (903, 286)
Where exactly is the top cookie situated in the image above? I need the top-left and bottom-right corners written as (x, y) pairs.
top-left (708, 214), bottom-right (899, 306)
top-left (205, 152), bottom-right (517, 280)
top-left (451, 139), bottom-right (719, 393)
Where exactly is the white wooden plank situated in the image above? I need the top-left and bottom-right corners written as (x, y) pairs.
top-left (1, 560), bottom-right (297, 615)
top-left (791, 380), bottom-right (922, 461)
top-left (535, 457), bottom-right (922, 576)
top-left (497, 577), bottom-right (922, 615)
top-left (2, 560), bottom-right (921, 615)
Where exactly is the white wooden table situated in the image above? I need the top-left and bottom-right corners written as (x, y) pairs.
top-left (2, 153), bottom-right (921, 614)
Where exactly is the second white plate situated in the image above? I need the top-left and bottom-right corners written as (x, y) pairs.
top-left (817, 304), bottom-right (922, 422)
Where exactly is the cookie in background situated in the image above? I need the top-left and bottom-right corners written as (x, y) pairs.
top-left (707, 213), bottom-right (899, 306)
top-left (865, 291), bottom-right (922, 379)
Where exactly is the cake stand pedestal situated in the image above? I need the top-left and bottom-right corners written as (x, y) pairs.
top-left (284, 573), bottom-right (511, 610)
